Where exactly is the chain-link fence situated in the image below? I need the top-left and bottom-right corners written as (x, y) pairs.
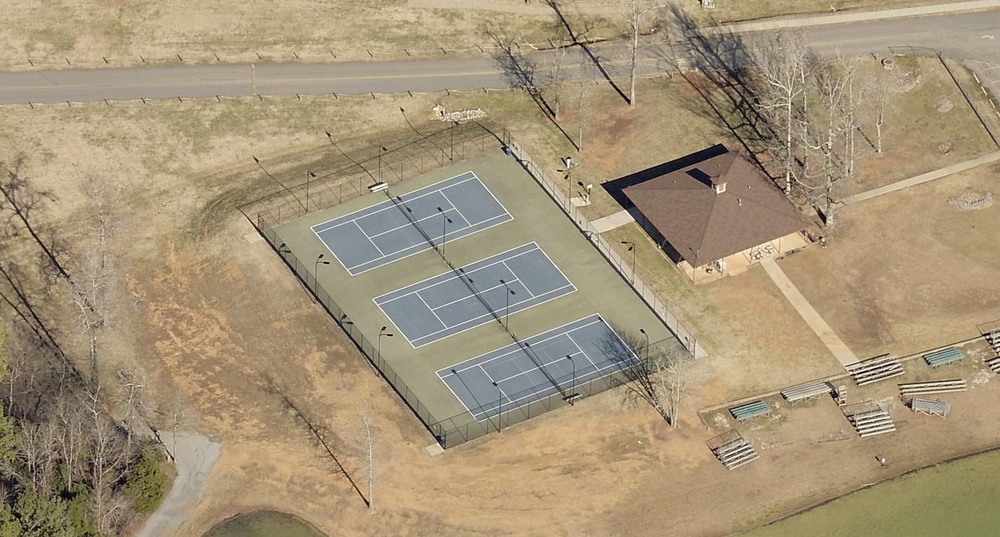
top-left (239, 121), bottom-right (504, 228)
top-left (246, 126), bottom-right (702, 448)
top-left (503, 136), bottom-right (705, 360)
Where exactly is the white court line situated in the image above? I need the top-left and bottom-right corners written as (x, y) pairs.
top-left (354, 221), bottom-right (387, 257)
top-left (438, 189), bottom-right (478, 231)
top-left (373, 242), bottom-right (539, 305)
top-left (448, 314), bottom-right (642, 420)
top-left (438, 371), bottom-right (482, 418)
top-left (464, 171), bottom-right (514, 226)
top-left (310, 172), bottom-right (477, 234)
top-left (565, 332), bottom-right (599, 371)
top-left (364, 198), bottom-right (458, 240)
top-left (415, 293), bottom-right (449, 331)
top-left (447, 316), bottom-right (605, 375)
top-left (501, 260), bottom-right (536, 299)
top-left (426, 276), bottom-right (523, 311)
top-left (478, 367), bottom-right (514, 404)
top-left (347, 215), bottom-right (514, 276)
top-left (409, 284), bottom-right (576, 347)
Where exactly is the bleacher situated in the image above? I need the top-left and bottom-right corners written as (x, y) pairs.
top-left (987, 329), bottom-right (1000, 355)
top-left (780, 381), bottom-right (834, 405)
top-left (910, 397), bottom-right (951, 417)
top-left (729, 400), bottom-right (772, 422)
top-left (846, 355), bottom-right (903, 386)
top-left (899, 379), bottom-right (967, 396)
top-left (708, 430), bottom-right (759, 470)
top-left (986, 357), bottom-right (1000, 374)
top-left (922, 347), bottom-right (964, 368)
top-left (845, 405), bottom-right (895, 437)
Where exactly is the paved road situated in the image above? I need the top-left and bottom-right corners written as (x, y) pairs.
top-left (1, 10), bottom-right (999, 104)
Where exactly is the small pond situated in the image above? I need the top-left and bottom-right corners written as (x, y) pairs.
top-left (203, 510), bottom-right (327, 537)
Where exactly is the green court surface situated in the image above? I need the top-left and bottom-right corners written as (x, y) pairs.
top-left (273, 150), bottom-right (680, 442)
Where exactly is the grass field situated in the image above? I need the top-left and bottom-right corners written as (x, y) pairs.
top-left (4, 42), bottom-right (1000, 535)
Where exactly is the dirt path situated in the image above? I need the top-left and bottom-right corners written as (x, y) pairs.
top-left (137, 433), bottom-right (222, 537)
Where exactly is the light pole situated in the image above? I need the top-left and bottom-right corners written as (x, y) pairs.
top-left (314, 254), bottom-right (331, 296)
top-left (563, 172), bottom-right (571, 211)
top-left (621, 240), bottom-right (636, 284)
top-left (437, 207), bottom-right (452, 255)
top-left (492, 381), bottom-right (503, 433)
top-left (306, 171), bottom-right (316, 211)
top-left (377, 145), bottom-right (387, 183)
top-left (566, 354), bottom-right (577, 405)
top-left (499, 279), bottom-right (515, 330)
top-left (378, 326), bottom-right (394, 362)
top-left (639, 327), bottom-right (649, 361)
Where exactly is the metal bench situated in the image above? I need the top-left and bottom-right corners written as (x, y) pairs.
top-left (910, 398), bottom-right (951, 417)
top-left (923, 347), bottom-right (964, 368)
top-left (846, 355), bottom-right (903, 386)
top-left (899, 379), bottom-right (967, 396)
top-left (781, 381), bottom-right (833, 404)
top-left (729, 400), bottom-right (772, 422)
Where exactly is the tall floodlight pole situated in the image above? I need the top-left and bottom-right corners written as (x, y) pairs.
top-left (314, 254), bottom-right (331, 297)
top-left (306, 171), bottom-right (316, 211)
top-left (639, 327), bottom-right (649, 361)
top-left (566, 354), bottom-right (577, 405)
top-left (492, 381), bottom-right (503, 433)
top-left (499, 279), bottom-right (516, 330)
top-left (621, 241), bottom-right (636, 284)
top-left (378, 326), bottom-right (394, 363)
top-left (437, 207), bottom-right (452, 255)
top-left (377, 145), bottom-right (387, 183)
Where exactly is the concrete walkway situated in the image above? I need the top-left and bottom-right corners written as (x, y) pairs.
top-left (591, 208), bottom-right (636, 233)
top-left (842, 151), bottom-right (1000, 204)
top-left (759, 258), bottom-right (859, 368)
top-left (707, 0), bottom-right (1000, 34)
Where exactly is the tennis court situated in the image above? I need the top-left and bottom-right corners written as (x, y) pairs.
top-left (374, 242), bottom-right (575, 347)
top-left (438, 315), bottom-right (638, 421)
top-left (311, 171), bottom-right (511, 275)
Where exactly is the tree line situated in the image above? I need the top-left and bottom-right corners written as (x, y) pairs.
top-left (0, 156), bottom-right (166, 536)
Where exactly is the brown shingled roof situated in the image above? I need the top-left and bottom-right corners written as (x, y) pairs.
top-left (623, 149), bottom-right (808, 267)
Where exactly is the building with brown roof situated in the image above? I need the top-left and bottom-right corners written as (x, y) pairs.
top-left (622, 146), bottom-right (810, 283)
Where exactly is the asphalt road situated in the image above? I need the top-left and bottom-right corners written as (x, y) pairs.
top-left (1, 10), bottom-right (999, 105)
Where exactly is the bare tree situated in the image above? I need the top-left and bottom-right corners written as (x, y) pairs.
top-left (625, 0), bottom-right (663, 107)
top-left (838, 56), bottom-right (866, 178)
top-left (750, 31), bottom-right (813, 195)
top-left (806, 61), bottom-right (850, 224)
top-left (870, 68), bottom-right (893, 154)
top-left (611, 330), bottom-right (691, 427)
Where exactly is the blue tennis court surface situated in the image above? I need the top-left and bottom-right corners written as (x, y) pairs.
top-left (438, 315), bottom-right (638, 420)
top-left (374, 243), bottom-right (574, 348)
top-left (312, 171), bottom-right (511, 275)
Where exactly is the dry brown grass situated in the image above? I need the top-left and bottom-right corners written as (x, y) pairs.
top-left (839, 56), bottom-right (999, 198)
top-left (0, 0), bottom-right (625, 70)
top-left (689, 0), bottom-right (969, 24)
top-left (5, 58), bottom-right (1000, 537)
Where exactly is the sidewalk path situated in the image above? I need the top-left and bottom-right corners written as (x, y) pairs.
top-left (842, 151), bottom-right (1000, 204)
top-left (137, 432), bottom-right (222, 537)
top-left (591, 208), bottom-right (635, 233)
top-left (705, 0), bottom-right (1000, 34)
top-left (759, 258), bottom-right (858, 368)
